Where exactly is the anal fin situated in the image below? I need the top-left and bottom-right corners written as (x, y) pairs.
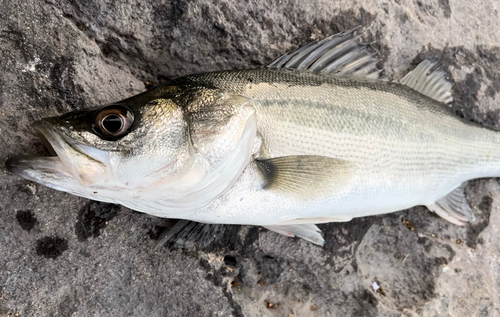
top-left (264, 224), bottom-right (324, 246)
top-left (427, 182), bottom-right (475, 226)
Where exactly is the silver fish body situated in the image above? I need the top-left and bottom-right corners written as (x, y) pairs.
top-left (7, 30), bottom-right (498, 244)
top-left (182, 68), bottom-right (500, 225)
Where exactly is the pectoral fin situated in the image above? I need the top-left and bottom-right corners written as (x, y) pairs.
top-left (279, 215), bottom-right (353, 225)
top-left (264, 224), bottom-right (324, 246)
top-left (427, 182), bottom-right (475, 226)
top-left (256, 155), bottom-right (355, 200)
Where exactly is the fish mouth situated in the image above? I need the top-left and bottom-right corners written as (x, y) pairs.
top-left (35, 124), bottom-right (58, 157)
top-left (6, 121), bottom-right (66, 181)
top-left (5, 120), bottom-right (109, 187)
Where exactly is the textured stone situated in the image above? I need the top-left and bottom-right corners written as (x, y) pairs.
top-left (1, 0), bottom-right (500, 316)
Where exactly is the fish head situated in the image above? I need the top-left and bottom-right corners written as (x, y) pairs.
top-left (6, 84), bottom-right (258, 210)
top-left (6, 86), bottom-right (200, 202)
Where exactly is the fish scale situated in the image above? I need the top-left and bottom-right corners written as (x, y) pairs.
top-left (191, 69), bottom-right (500, 168)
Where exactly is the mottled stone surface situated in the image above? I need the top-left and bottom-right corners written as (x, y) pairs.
top-left (1, 0), bottom-right (500, 316)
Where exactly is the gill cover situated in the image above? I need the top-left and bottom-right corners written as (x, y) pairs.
top-left (115, 89), bottom-right (258, 216)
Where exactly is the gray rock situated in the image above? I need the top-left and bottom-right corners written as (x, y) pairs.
top-left (1, 0), bottom-right (500, 316)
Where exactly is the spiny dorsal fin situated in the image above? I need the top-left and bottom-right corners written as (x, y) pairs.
top-left (256, 155), bottom-right (355, 200)
top-left (426, 182), bottom-right (474, 226)
top-left (267, 28), bottom-right (380, 79)
top-left (400, 59), bottom-right (453, 104)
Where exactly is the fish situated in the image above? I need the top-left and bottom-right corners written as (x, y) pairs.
top-left (6, 29), bottom-right (499, 246)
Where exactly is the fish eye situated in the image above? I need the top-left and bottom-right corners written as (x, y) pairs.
top-left (92, 106), bottom-right (134, 140)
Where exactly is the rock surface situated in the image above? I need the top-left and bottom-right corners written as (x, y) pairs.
top-left (1, 0), bottom-right (500, 316)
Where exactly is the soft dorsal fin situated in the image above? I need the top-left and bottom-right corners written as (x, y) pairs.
top-left (267, 28), bottom-right (380, 79)
top-left (400, 59), bottom-right (453, 104)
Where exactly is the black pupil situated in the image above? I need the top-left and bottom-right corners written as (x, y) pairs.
top-left (102, 115), bottom-right (123, 133)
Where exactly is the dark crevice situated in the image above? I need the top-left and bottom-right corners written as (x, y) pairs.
top-left (35, 236), bottom-right (68, 259)
top-left (75, 201), bottom-right (120, 242)
top-left (16, 210), bottom-right (38, 231)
